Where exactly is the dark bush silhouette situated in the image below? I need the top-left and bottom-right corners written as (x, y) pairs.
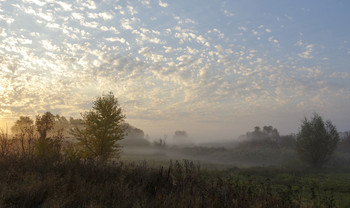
top-left (34, 112), bottom-right (62, 160)
top-left (120, 124), bottom-right (150, 146)
top-left (296, 113), bottom-right (339, 168)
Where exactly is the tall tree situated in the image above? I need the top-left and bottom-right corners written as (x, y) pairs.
top-left (11, 116), bottom-right (35, 136)
top-left (11, 116), bottom-right (35, 155)
top-left (36, 112), bottom-right (55, 140)
top-left (296, 113), bottom-right (339, 168)
top-left (72, 92), bottom-right (126, 162)
top-left (34, 112), bottom-right (61, 159)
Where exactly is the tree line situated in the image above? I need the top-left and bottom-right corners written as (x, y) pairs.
top-left (0, 92), bottom-right (345, 168)
top-left (0, 92), bottom-right (125, 163)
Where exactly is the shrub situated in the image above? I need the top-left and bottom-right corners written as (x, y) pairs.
top-left (296, 113), bottom-right (339, 168)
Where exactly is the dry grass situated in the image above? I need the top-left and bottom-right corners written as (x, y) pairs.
top-left (0, 131), bottom-right (342, 207)
top-left (0, 155), bottom-right (340, 208)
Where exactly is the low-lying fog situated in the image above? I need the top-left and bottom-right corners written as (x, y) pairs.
top-left (120, 125), bottom-right (350, 169)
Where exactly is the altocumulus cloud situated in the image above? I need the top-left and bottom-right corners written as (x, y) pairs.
top-left (0, 0), bottom-right (350, 139)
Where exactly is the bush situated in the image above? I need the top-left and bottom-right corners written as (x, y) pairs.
top-left (296, 113), bottom-right (339, 168)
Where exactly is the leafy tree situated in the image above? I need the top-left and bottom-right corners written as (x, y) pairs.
top-left (120, 123), bottom-right (150, 146)
top-left (36, 112), bottom-right (55, 140)
top-left (11, 116), bottom-right (35, 135)
top-left (34, 112), bottom-right (61, 159)
top-left (337, 131), bottom-right (350, 153)
top-left (296, 113), bottom-right (339, 168)
top-left (72, 92), bottom-right (126, 162)
top-left (51, 115), bottom-right (70, 137)
top-left (11, 116), bottom-right (36, 155)
top-left (246, 126), bottom-right (280, 141)
top-left (279, 134), bottom-right (296, 149)
top-left (173, 130), bottom-right (193, 145)
top-left (174, 130), bottom-right (188, 138)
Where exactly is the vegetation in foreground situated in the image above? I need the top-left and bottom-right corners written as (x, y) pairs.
top-left (0, 156), bottom-right (348, 208)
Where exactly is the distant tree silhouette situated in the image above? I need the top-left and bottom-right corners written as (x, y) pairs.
top-left (36, 112), bottom-right (55, 140)
top-left (296, 113), bottom-right (339, 168)
top-left (0, 129), bottom-right (10, 157)
top-left (71, 92), bottom-right (126, 162)
top-left (34, 112), bottom-right (61, 159)
top-left (174, 131), bottom-right (188, 138)
top-left (153, 135), bottom-right (167, 148)
top-left (11, 116), bottom-right (35, 135)
top-left (120, 123), bottom-right (150, 146)
top-left (338, 131), bottom-right (350, 152)
top-left (51, 115), bottom-right (70, 136)
top-left (173, 130), bottom-right (192, 145)
top-left (11, 116), bottom-right (36, 155)
top-left (279, 134), bottom-right (296, 149)
top-left (237, 126), bottom-right (281, 152)
top-left (246, 125), bottom-right (280, 142)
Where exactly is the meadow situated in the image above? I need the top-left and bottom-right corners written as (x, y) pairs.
top-left (1, 155), bottom-right (349, 208)
top-left (1, 139), bottom-right (350, 208)
top-left (1, 119), bottom-right (350, 207)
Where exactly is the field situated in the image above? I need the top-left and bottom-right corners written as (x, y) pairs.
top-left (1, 129), bottom-right (350, 207)
top-left (120, 146), bottom-right (350, 207)
top-left (1, 145), bottom-right (350, 207)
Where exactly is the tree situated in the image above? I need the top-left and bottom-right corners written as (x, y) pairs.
top-left (72, 92), bottom-right (126, 162)
top-left (11, 116), bottom-right (35, 135)
top-left (296, 113), bottom-right (339, 168)
top-left (34, 112), bottom-right (61, 159)
top-left (36, 112), bottom-right (55, 140)
top-left (120, 123), bottom-right (150, 146)
top-left (0, 129), bottom-right (10, 157)
top-left (246, 126), bottom-right (280, 141)
top-left (11, 116), bottom-right (36, 156)
top-left (338, 131), bottom-right (350, 152)
top-left (173, 130), bottom-right (193, 145)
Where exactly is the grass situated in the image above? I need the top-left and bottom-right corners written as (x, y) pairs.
top-left (1, 133), bottom-right (349, 207)
top-left (230, 167), bottom-right (350, 207)
top-left (0, 155), bottom-right (348, 207)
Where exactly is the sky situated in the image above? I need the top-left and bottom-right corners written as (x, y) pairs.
top-left (0, 0), bottom-right (349, 142)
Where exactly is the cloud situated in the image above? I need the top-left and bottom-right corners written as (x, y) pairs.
top-left (105, 37), bottom-right (127, 44)
top-left (140, 0), bottom-right (151, 7)
top-left (268, 36), bottom-right (280, 47)
top-left (23, 0), bottom-right (46, 6)
top-left (72, 12), bottom-right (84, 21)
top-left (0, 28), bottom-right (7, 37)
top-left (121, 18), bottom-right (139, 30)
top-left (158, 0), bottom-right (168, 8)
top-left (223, 10), bottom-right (235, 17)
top-left (81, 0), bottom-right (97, 10)
top-left (88, 12), bottom-right (114, 20)
top-left (0, 14), bottom-right (15, 24)
top-left (238, 26), bottom-right (247, 31)
top-left (56, 1), bottom-right (72, 11)
top-left (330, 72), bottom-right (350, 79)
top-left (127, 5), bottom-right (138, 15)
top-left (1, 0), bottom-right (349, 137)
top-left (298, 44), bottom-right (314, 59)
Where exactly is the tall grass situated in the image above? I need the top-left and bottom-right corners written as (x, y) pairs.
top-left (0, 130), bottom-right (342, 207)
top-left (0, 155), bottom-right (340, 207)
